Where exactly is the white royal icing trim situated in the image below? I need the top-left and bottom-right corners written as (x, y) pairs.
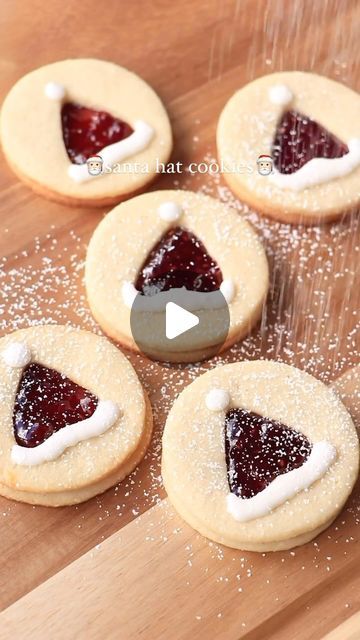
top-left (67, 120), bottom-right (154, 183)
top-left (220, 279), bottom-right (235, 303)
top-left (158, 202), bottom-right (183, 222)
top-left (11, 400), bottom-right (120, 466)
top-left (2, 342), bottom-right (31, 368)
top-left (205, 388), bottom-right (231, 412)
top-left (44, 82), bottom-right (66, 101)
top-left (128, 286), bottom-right (229, 312)
top-left (122, 281), bottom-right (138, 309)
top-left (226, 440), bottom-right (336, 523)
top-left (269, 138), bottom-right (360, 191)
top-left (268, 84), bottom-right (293, 106)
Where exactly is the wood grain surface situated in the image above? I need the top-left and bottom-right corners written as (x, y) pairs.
top-left (0, 1), bottom-right (359, 639)
top-left (1, 368), bottom-right (359, 640)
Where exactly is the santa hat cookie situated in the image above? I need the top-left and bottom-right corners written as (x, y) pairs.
top-left (0, 325), bottom-right (153, 506)
top-left (217, 71), bottom-right (360, 224)
top-left (162, 360), bottom-right (359, 551)
top-left (0, 59), bottom-right (172, 207)
top-left (85, 190), bottom-right (269, 363)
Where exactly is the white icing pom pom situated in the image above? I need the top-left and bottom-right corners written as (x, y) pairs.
top-left (268, 84), bottom-right (293, 106)
top-left (44, 82), bottom-right (66, 101)
top-left (122, 281), bottom-right (138, 309)
top-left (2, 342), bottom-right (31, 368)
top-left (220, 279), bottom-right (235, 303)
top-left (205, 388), bottom-right (231, 412)
top-left (158, 202), bottom-right (183, 222)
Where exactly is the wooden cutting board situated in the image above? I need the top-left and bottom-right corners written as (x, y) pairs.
top-left (0, 1), bottom-right (359, 638)
top-left (0, 366), bottom-right (359, 640)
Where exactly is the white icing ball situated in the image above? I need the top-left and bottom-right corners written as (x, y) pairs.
top-left (44, 82), bottom-right (66, 101)
top-left (349, 138), bottom-right (360, 153)
top-left (11, 446), bottom-right (27, 465)
top-left (67, 164), bottom-right (85, 181)
top-left (205, 388), bottom-right (231, 412)
top-left (122, 281), bottom-right (138, 309)
top-left (268, 84), bottom-right (293, 106)
top-left (158, 202), bottom-right (183, 222)
top-left (220, 279), bottom-right (235, 303)
top-left (2, 342), bottom-right (31, 368)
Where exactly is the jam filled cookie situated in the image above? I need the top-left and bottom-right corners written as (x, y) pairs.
top-left (0, 59), bottom-right (172, 207)
top-left (85, 190), bottom-right (269, 362)
top-left (162, 361), bottom-right (359, 551)
top-left (217, 72), bottom-right (360, 224)
top-left (0, 325), bottom-right (152, 506)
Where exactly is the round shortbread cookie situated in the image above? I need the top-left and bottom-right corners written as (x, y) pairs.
top-left (0, 325), bottom-right (152, 506)
top-left (217, 72), bottom-right (360, 224)
top-left (0, 59), bottom-right (172, 207)
top-left (85, 190), bottom-right (269, 363)
top-left (162, 361), bottom-right (359, 551)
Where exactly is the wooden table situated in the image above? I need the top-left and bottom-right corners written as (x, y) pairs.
top-left (0, 1), bottom-right (359, 638)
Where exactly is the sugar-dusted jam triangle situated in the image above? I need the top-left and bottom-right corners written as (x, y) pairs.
top-left (225, 408), bottom-right (312, 499)
top-left (272, 110), bottom-right (348, 174)
top-left (135, 227), bottom-right (223, 295)
top-left (13, 362), bottom-right (98, 448)
top-left (61, 102), bottom-right (133, 164)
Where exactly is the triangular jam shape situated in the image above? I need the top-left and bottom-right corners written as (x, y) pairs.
top-left (135, 226), bottom-right (223, 296)
top-left (225, 408), bottom-right (312, 499)
top-left (13, 362), bottom-right (98, 448)
top-left (61, 102), bottom-right (134, 164)
top-left (272, 109), bottom-right (348, 174)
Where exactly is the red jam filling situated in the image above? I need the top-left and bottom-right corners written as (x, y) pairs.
top-left (13, 363), bottom-right (98, 448)
top-left (135, 227), bottom-right (223, 295)
top-left (61, 102), bottom-right (134, 164)
top-left (272, 110), bottom-right (348, 174)
top-left (225, 408), bottom-right (312, 499)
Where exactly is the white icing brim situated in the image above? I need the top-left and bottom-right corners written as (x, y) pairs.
top-left (226, 441), bottom-right (336, 523)
top-left (122, 282), bottom-right (235, 312)
top-left (11, 400), bottom-right (120, 466)
top-left (269, 138), bottom-right (360, 191)
top-left (122, 282), bottom-right (138, 309)
top-left (68, 120), bottom-right (154, 183)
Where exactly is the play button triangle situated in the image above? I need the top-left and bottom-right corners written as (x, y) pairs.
top-left (165, 302), bottom-right (199, 340)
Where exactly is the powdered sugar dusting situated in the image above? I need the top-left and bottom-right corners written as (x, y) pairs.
top-left (0, 144), bottom-right (359, 621)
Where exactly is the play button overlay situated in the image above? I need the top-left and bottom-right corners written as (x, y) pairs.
top-left (166, 302), bottom-right (199, 340)
top-left (130, 278), bottom-right (230, 363)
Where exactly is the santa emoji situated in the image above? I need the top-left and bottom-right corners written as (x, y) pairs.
top-left (257, 154), bottom-right (273, 176)
top-left (86, 155), bottom-right (103, 176)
